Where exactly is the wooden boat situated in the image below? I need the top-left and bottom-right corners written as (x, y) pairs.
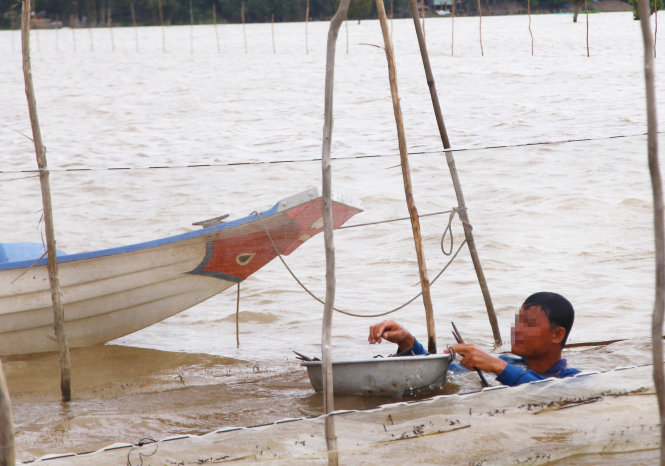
top-left (0, 188), bottom-right (362, 356)
top-left (302, 354), bottom-right (451, 396)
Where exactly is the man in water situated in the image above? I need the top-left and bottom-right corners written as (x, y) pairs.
top-left (368, 291), bottom-right (580, 386)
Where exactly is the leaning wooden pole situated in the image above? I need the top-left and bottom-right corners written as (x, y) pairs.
top-left (321, 0), bottom-right (351, 463)
top-left (21, 0), bottom-right (73, 403)
top-left (408, 0), bottom-right (502, 346)
top-left (377, 0), bottom-right (438, 354)
top-left (0, 359), bottom-right (14, 466)
top-left (637, 0), bottom-right (664, 460)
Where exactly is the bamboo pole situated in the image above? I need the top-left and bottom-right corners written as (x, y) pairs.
top-left (189, 0), bottom-right (194, 54)
top-left (130, 3), bottom-right (138, 52)
top-left (158, 0), bottom-right (166, 52)
top-left (390, 0), bottom-right (394, 39)
top-left (241, 2), bottom-right (247, 53)
top-left (321, 0), bottom-right (351, 463)
top-left (451, 0), bottom-right (455, 56)
top-left (654, 0), bottom-right (658, 58)
top-left (271, 14), bottom-right (276, 54)
top-left (478, 0), bottom-right (484, 56)
top-left (71, 14), bottom-right (77, 52)
top-left (213, 5), bottom-right (220, 54)
top-left (528, 0), bottom-right (534, 55)
top-left (236, 284), bottom-right (241, 348)
top-left (420, 0), bottom-right (425, 38)
top-left (109, 6), bottom-right (115, 52)
top-left (377, 0), bottom-right (438, 354)
top-left (305, 0), bottom-right (310, 54)
top-left (345, 18), bottom-right (349, 54)
top-left (131, 2), bottom-right (139, 53)
top-left (0, 360), bottom-right (14, 466)
top-left (88, 24), bottom-right (94, 52)
top-left (21, 0), bottom-right (73, 402)
top-left (585, 0), bottom-right (590, 57)
top-left (408, 0), bottom-right (502, 346)
top-left (637, 0), bottom-right (663, 461)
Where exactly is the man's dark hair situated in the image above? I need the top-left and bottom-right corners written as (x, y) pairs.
top-left (523, 292), bottom-right (575, 347)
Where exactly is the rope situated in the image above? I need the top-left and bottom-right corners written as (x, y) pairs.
top-left (254, 208), bottom-right (467, 318)
top-left (339, 209), bottom-right (452, 229)
top-left (0, 131), bottom-right (660, 176)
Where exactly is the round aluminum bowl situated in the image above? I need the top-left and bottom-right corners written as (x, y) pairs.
top-left (302, 354), bottom-right (451, 397)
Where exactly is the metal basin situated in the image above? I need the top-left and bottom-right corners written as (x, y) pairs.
top-left (302, 354), bottom-right (451, 397)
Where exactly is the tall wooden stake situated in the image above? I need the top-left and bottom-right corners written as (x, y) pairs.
top-left (478, 0), bottom-right (484, 56)
top-left (420, 0), bottom-right (425, 38)
top-left (637, 0), bottom-right (663, 460)
top-left (345, 17), bottom-right (349, 54)
top-left (321, 0), bottom-right (351, 463)
top-left (390, 0), bottom-right (394, 38)
top-left (451, 0), bottom-right (455, 56)
top-left (71, 14), bottom-right (77, 52)
top-left (305, 0), bottom-right (310, 54)
top-left (271, 14), bottom-right (276, 54)
top-left (585, 0), bottom-right (590, 57)
top-left (655, 0), bottom-right (658, 58)
top-left (189, 0), bottom-right (194, 54)
top-left (158, 0), bottom-right (166, 52)
top-left (0, 360), bottom-right (14, 466)
top-left (528, 0), bottom-right (534, 55)
top-left (131, 2), bottom-right (139, 52)
top-left (213, 5), bottom-right (220, 54)
top-left (378, 0), bottom-right (438, 354)
top-left (109, 6), bottom-right (115, 52)
top-left (408, 0), bottom-right (502, 346)
top-left (21, 0), bottom-right (73, 402)
top-left (241, 2), bottom-right (247, 53)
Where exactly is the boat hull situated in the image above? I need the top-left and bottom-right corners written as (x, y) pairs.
top-left (0, 188), bottom-right (361, 355)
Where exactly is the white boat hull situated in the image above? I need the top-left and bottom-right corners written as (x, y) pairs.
top-left (0, 188), bottom-right (362, 355)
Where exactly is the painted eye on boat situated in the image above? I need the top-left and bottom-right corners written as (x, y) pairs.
top-left (236, 253), bottom-right (255, 266)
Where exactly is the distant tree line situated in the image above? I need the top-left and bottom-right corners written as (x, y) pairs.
top-left (0, 0), bottom-right (623, 29)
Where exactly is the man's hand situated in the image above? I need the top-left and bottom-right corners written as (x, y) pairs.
top-left (447, 343), bottom-right (508, 375)
top-left (368, 320), bottom-right (414, 352)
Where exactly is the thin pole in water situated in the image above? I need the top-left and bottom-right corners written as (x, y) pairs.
top-left (212, 5), bottom-right (220, 54)
top-left (130, 2), bottom-right (139, 52)
top-left (236, 284), bottom-right (241, 348)
top-left (305, 0), bottom-right (310, 55)
top-left (585, 0), bottom-right (590, 57)
top-left (528, 0), bottom-right (534, 55)
top-left (478, 0), bottom-right (484, 56)
top-left (158, 0), bottom-right (166, 53)
top-left (408, 0), bottom-right (502, 346)
top-left (271, 14), bottom-right (276, 54)
top-left (637, 0), bottom-right (663, 460)
top-left (321, 0), bottom-right (351, 463)
top-left (421, 0), bottom-right (425, 39)
top-left (21, 0), bottom-right (73, 402)
top-left (451, 0), bottom-right (455, 56)
top-left (378, 0), bottom-right (438, 354)
top-left (109, 6), bottom-right (115, 52)
top-left (189, 0), bottom-right (194, 54)
top-left (241, 2), bottom-right (247, 53)
top-left (0, 360), bottom-right (14, 466)
top-left (71, 14), bottom-right (76, 52)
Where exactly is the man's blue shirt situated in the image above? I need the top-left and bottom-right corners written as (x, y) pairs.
top-left (395, 338), bottom-right (580, 387)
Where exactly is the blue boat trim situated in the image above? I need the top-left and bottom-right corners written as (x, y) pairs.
top-left (0, 202), bottom-right (281, 271)
top-left (187, 241), bottom-right (244, 282)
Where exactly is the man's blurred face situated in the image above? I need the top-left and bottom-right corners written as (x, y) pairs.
top-left (511, 304), bottom-right (556, 358)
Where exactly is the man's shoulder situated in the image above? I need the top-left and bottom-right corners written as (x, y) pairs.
top-left (498, 354), bottom-right (525, 365)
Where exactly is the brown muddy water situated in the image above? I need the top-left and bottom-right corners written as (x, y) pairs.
top-left (4, 337), bottom-right (651, 460)
top-left (1, 10), bottom-right (663, 462)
